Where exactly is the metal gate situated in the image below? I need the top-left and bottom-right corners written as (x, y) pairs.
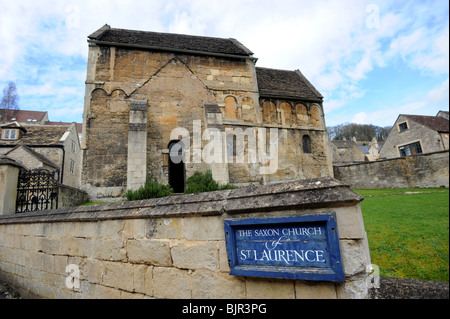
top-left (16, 169), bottom-right (59, 213)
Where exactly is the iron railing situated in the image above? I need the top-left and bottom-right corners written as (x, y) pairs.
top-left (15, 168), bottom-right (59, 213)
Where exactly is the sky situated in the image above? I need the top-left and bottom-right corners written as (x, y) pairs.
top-left (0, 0), bottom-right (448, 127)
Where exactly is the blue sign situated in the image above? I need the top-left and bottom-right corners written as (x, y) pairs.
top-left (224, 213), bottom-right (344, 282)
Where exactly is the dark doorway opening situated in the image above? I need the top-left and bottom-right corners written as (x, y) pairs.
top-left (168, 140), bottom-right (186, 193)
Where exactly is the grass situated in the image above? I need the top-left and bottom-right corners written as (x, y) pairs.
top-left (79, 201), bottom-right (108, 206)
top-left (76, 187), bottom-right (448, 282)
top-left (355, 188), bottom-right (449, 282)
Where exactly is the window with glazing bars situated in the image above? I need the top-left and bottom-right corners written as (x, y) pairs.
top-left (399, 141), bottom-right (422, 156)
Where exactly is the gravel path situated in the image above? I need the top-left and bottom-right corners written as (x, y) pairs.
top-left (1, 277), bottom-right (448, 299)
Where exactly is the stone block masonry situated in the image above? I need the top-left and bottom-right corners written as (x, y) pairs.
top-left (334, 150), bottom-right (449, 189)
top-left (0, 177), bottom-right (371, 299)
top-left (81, 29), bottom-right (333, 200)
top-left (127, 100), bottom-right (148, 191)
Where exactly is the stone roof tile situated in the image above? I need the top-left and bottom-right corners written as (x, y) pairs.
top-left (403, 115), bottom-right (449, 133)
top-left (88, 24), bottom-right (253, 57)
top-left (256, 67), bottom-right (322, 101)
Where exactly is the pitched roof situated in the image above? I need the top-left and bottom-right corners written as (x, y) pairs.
top-left (0, 155), bottom-right (28, 170)
top-left (0, 125), bottom-right (69, 146)
top-left (0, 125), bottom-right (68, 146)
top-left (88, 24), bottom-right (254, 58)
top-left (20, 125), bottom-right (69, 145)
top-left (437, 110), bottom-right (449, 118)
top-left (357, 145), bottom-right (371, 154)
top-left (46, 121), bottom-right (82, 134)
top-left (331, 140), bottom-right (358, 148)
top-left (403, 114), bottom-right (449, 133)
top-left (5, 144), bottom-right (60, 169)
top-left (0, 121), bottom-right (27, 132)
top-left (256, 67), bottom-right (323, 101)
top-left (2, 109), bottom-right (47, 123)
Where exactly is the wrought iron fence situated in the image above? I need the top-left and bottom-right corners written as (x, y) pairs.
top-left (15, 169), bottom-right (59, 213)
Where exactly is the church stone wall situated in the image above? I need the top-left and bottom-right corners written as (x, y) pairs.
top-left (81, 44), bottom-right (332, 199)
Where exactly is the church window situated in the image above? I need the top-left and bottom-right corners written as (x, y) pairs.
top-left (302, 135), bottom-right (311, 154)
top-left (227, 134), bottom-right (237, 157)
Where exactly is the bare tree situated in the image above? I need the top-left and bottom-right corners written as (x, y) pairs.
top-left (328, 123), bottom-right (391, 142)
top-left (0, 81), bottom-right (20, 123)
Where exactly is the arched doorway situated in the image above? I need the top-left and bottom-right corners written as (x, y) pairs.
top-left (168, 140), bottom-right (186, 193)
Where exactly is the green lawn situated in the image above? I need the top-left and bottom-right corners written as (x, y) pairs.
top-left (355, 188), bottom-right (449, 282)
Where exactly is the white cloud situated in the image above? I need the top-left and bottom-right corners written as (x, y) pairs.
top-left (0, 0), bottom-right (448, 125)
top-left (346, 55), bottom-right (374, 82)
top-left (427, 78), bottom-right (450, 106)
top-left (342, 78), bottom-right (449, 127)
top-left (385, 16), bottom-right (449, 75)
top-left (323, 99), bottom-right (347, 115)
top-left (351, 112), bottom-right (370, 124)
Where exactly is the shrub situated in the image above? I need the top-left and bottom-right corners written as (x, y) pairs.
top-left (126, 176), bottom-right (173, 201)
top-left (184, 170), bottom-right (237, 194)
top-left (218, 183), bottom-right (238, 190)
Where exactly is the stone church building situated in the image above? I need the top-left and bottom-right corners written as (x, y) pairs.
top-left (81, 25), bottom-right (332, 199)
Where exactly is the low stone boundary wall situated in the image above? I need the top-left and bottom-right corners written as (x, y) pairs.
top-left (0, 177), bottom-right (371, 299)
top-left (1, 158), bottom-right (88, 215)
top-left (333, 150), bottom-right (449, 189)
top-left (58, 184), bottom-right (88, 209)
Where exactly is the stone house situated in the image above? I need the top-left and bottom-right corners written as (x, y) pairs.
top-left (357, 144), bottom-right (379, 162)
top-left (329, 140), bottom-right (366, 164)
top-left (3, 144), bottom-right (60, 172)
top-left (0, 122), bottom-right (82, 188)
top-left (355, 137), bottom-right (383, 162)
top-left (330, 137), bottom-right (382, 164)
top-left (379, 111), bottom-right (449, 159)
top-left (437, 110), bottom-right (449, 120)
top-left (0, 109), bottom-right (83, 141)
top-left (81, 25), bottom-right (332, 199)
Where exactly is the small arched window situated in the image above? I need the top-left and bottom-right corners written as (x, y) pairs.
top-left (302, 135), bottom-right (311, 154)
top-left (226, 134), bottom-right (237, 157)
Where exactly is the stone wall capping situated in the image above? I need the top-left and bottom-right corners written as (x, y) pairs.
top-left (0, 176), bottom-right (370, 299)
top-left (0, 177), bottom-right (362, 225)
top-left (334, 150), bottom-right (449, 189)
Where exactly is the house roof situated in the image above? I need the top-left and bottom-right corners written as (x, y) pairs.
top-left (88, 24), bottom-right (254, 58)
top-left (331, 140), bottom-right (357, 148)
top-left (0, 121), bottom-right (27, 132)
top-left (357, 145), bottom-right (373, 154)
top-left (88, 26), bottom-right (324, 101)
top-left (403, 114), bottom-right (449, 133)
top-left (256, 67), bottom-right (323, 101)
top-left (5, 144), bottom-right (60, 170)
top-left (21, 125), bottom-right (69, 145)
top-left (2, 109), bottom-right (47, 123)
top-left (0, 125), bottom-right (69, 146)
top-left (46, 121), bottom-right (82, 134)
top-left (0, 155), bottom-right (28, 170)
top-left (436, 111), bottom-right (449, 118)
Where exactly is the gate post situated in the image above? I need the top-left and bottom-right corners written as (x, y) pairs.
top-left (0, 157), bottom-right (23, 215)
